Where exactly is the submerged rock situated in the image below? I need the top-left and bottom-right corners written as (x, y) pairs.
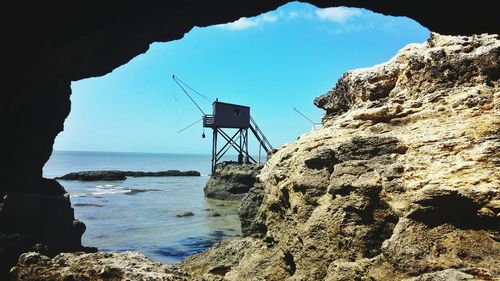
top-left (55, 170), bottom-right (201, 181)
top-left (204, 163), bottom-right (263, 200)
top-left (175, 211), bottom-right (194, 217)
top-left (181, 33), bottom-right (500, 280)
top-left (73, 203), bottom-right (104, 207)
top-left (10, 251), bottom-right (188, 281)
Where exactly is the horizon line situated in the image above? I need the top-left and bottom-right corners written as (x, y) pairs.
top-left (52, 149), bottom-right (213, 156)
top-left (51, 149), bottom-right (256, 157)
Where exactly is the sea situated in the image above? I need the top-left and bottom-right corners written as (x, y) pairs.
top-left (43, 150), bottom-right (241, 263)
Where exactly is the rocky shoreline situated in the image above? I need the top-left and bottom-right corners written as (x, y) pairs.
top-left (180, 33), bottom-right (499, 280)
top-left (11, 252), bottom-right (189, 281)
top-left (55, 170), bottom-right (201, 181)
top-left (10, 33), bottom-right (500, 280)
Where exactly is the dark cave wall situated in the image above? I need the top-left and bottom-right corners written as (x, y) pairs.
top-left (0, 0), bottom-right (498, 279)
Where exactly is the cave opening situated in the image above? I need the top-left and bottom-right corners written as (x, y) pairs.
top-left (40, 2), bottom-right (430, 264)
top-left (3, 1), bottom-right (497, 279)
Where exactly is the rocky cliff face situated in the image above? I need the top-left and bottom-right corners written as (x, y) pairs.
top-left (181, 33), bottom-right (500, 280)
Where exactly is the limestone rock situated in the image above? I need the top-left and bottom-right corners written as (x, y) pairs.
top-left (204, 164), bottom-right (263, 201)
top-left (10, 251), bottom-right (189, 281)
top-left (402, 268), bottom-right (496, 281)
top-left (182, 33), bottom-right (500, 280)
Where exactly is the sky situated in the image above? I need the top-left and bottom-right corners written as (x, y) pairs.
top-left (55, 2), bottom-right (430, 155)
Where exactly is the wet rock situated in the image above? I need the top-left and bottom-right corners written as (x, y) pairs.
top-left (73, 203), bottom-right (104, 207)
top-left (176, 211), bottom-right (194, 218)
top-left (56, 170), bottom-right (200, 181)
top-left (204, 163), bottom-right (263, 200)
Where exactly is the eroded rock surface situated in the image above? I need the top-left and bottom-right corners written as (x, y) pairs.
top-left (11, 251), bottom-right (188, 281)
top-left (204, 164), bottom-right (263, 201)
top-left (181, 33), bottom-right (500, 280)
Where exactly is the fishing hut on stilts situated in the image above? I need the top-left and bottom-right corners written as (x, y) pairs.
top-left (172, 75), bottom-right (273, 174)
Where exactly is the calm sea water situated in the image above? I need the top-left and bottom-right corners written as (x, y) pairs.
top-left (43, 151), bottom-right (241, 263)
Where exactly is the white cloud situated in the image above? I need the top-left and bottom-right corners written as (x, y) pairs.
top-left (261, 14), bottom-right (278, 23)
top-left (224, 17), bottom-right (259, 30)
top-left (219, 12), bottom-right (278, 30)
top-left (316, 7), bottom-right (362, 23)
top-left (218, 7), bottom-right (362, 31)
top-left (285, 10), bottom-right (314, 21)
top-left (288, 11), bottom-right (299, 20)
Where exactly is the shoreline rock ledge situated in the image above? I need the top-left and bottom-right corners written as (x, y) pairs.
top-left (55, 170), bottom-right (201, 181)
top-left (204, 163), bottom-right (263, 201)
top-left (10, 252), bottom-right (189, 281)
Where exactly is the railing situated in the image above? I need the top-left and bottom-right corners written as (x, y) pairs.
top-left (203, 115), bottom-right (215, 127)
top-left (249, 116), bottom-right (273, 154)
top-left (312, 123), bottom-right (322, 131)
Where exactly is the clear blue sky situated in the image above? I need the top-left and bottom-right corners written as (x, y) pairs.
top-left (54, 2), bottom-right (429, 154)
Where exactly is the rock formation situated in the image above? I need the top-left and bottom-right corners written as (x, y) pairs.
top-left (181, 33), bottom-right (500, 280)
top-left (204, 163), bottom-right (263, 201)
top-left (238, 182), bottom-right (267, 237)
top-left (1, 179), bottom-right (96, 280)
top-left (2, 1), bottom-right (498, 279)
top-left (56, 170), bottom-right (201, 181)
top-left (10, 251), bottom-right (188, 281)
top-left (9, 32), bottom-right (499, 281)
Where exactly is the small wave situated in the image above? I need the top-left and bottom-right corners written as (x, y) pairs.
top-left (70, 193), bottom-right (87, 198)
top-left (125, 188), bottom-right (162, 195)
top-left (92, 187), bottom-right (129, 195)
top-left (95, 184), bottom-right (115, 188)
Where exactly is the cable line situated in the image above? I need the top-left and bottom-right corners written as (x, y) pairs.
top-left (172, 75), bottom-right (212, 103)
top-left (172, 74), bottom-right (207, 115)
top-left (293, 107), bottom-right (315, 125)
top-left (176, 118), bottom-right (202, 133)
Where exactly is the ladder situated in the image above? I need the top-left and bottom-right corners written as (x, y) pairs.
top-left (249, 116), bottom-right (273, 162)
